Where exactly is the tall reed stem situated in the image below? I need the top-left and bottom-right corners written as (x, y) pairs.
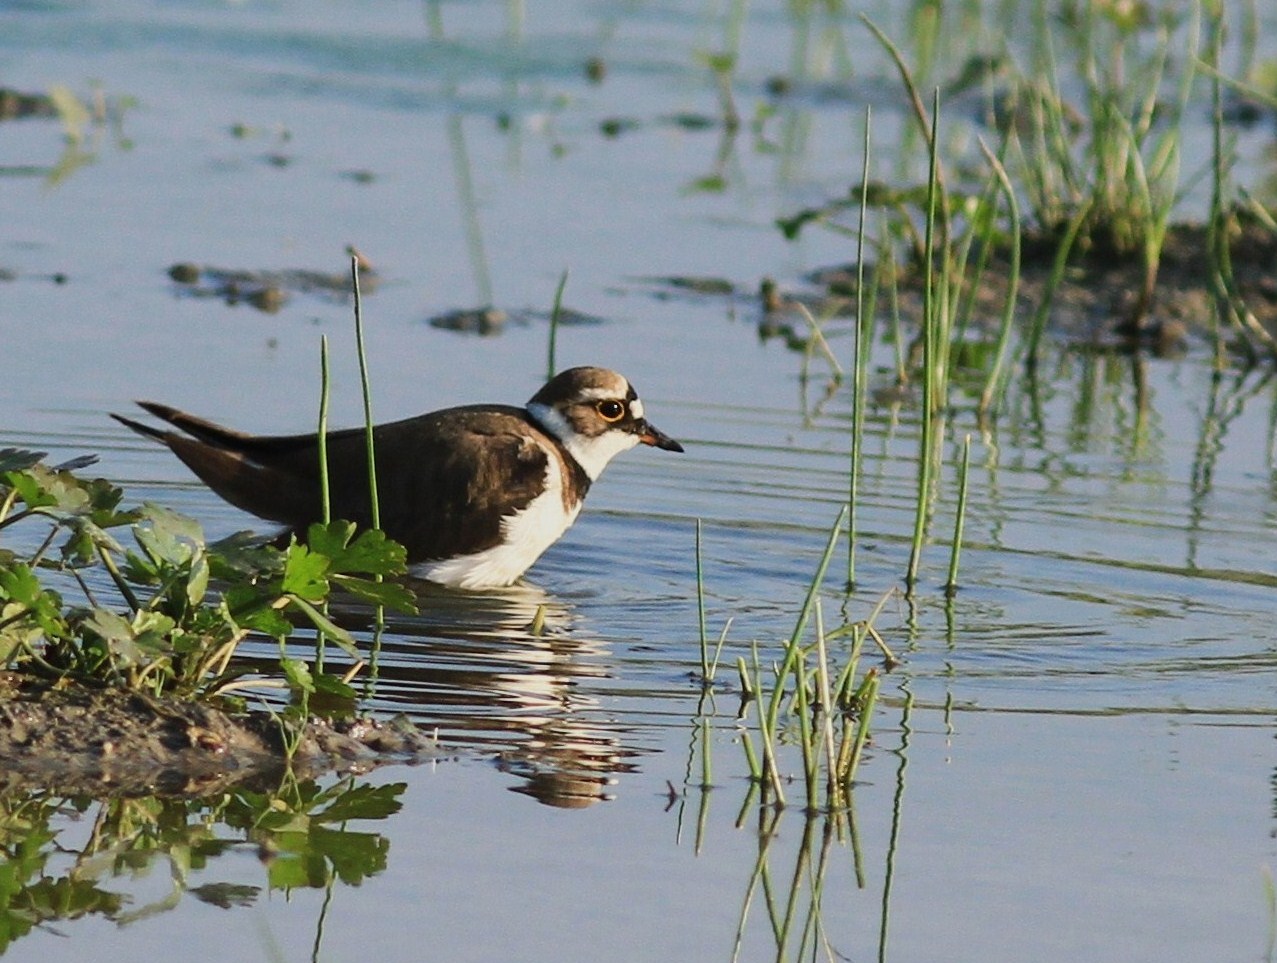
top-left (905, 90), bottom-right (943, 591)
top-left (352, 256), bottom-right (380, 530)
top-left (351, 253), bottom-right (385, 685)
top-left (848, 106), bottom-right (872, 590)
top-left (315, 335), bottom-right (332, 672)
top-left (547, 269), bottom-right (568, 380)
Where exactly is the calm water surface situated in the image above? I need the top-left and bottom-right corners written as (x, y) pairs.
top-left (3, 2), bottom-right (1277, 960)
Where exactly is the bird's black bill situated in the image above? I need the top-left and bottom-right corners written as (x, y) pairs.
top-left (638, 422), bottom-right (684, 452)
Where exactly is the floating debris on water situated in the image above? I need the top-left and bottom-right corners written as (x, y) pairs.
top-left (428, 306), bottom-right (508, 335)
top-left (166, 247), bottom-right (379, 313)
top-left (0, 86), bottom-right (57, 121)
top-left (426, 304), bottom-right (605, 337)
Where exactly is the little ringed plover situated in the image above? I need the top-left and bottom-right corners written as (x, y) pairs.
top-left (112, 366), bottom-right (683, 590)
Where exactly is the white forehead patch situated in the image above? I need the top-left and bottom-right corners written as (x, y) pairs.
top-left (576, 383), bottom-right (631, 404)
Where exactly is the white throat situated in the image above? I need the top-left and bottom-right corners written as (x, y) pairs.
top-left (527, 402), bottom-right (640, 481)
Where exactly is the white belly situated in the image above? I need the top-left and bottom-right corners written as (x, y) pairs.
top-left (413, 466), bottom-right (581, 591)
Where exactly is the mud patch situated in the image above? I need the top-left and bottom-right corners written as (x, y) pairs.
top-left (0, 673), bottom-right (438, 798)
top-left (0, 87), bottom-right (57, 121)
top-left (810, 218), bottom-right (1277, 351)
top-left (638, 219), bottom-right (1277, 360)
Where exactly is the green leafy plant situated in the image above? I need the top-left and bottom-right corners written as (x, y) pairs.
top-left (0, 448), bottom-right (414, 702)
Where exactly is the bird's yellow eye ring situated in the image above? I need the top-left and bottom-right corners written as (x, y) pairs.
top-left (596, 399), bottom-right (626, 422)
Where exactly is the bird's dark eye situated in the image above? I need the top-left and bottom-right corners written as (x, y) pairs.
top-left (595, 399), bottom-right (626, 422)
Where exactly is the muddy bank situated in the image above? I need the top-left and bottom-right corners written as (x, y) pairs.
top-left (811, 218), bottom-right (1277, 351)
top-left (0, 673), bottom-right (438, 798)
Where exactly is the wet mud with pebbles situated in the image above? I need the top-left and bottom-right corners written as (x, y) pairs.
top-left (0, 673), bottom-right (439, 798)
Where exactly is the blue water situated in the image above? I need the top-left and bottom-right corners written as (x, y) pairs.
top-left (3, 1), bottom-right (1277, 960)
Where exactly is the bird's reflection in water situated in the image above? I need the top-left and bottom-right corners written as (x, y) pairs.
top-left (327, 579), bottom-right (642, 808)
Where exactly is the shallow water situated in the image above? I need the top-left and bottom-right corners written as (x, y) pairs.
top-left (4, 1), bottom-right (1277, 960)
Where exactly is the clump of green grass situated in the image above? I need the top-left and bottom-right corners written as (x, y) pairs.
top-left (779, 3), bottom-right (1274, 387)
top-left (720, 81), bottom-right (989, 820)
top-left (729, 509), bottom-right (893, 814)
top-left (997, 0), bottom-right (1199, 354)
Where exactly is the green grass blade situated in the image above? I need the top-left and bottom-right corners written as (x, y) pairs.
top-left (848, 105), bottom-right (872, 590)
top-left (696, 518), bottom-right (709, 682)
top-left (762, 506), bottom-right (848, 772)
top-left (315, 335), bottom-right (332, 672)
top-left (976, 138), bottom-right (1021, 420)
top-left (547, 269), bottom-right (568, 380)
top-left (351, 255), bottom-right (380, 530)
top-left (944, 434), bottom-right (973, 598)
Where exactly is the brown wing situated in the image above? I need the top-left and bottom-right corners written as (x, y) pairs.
top-left (114, 403), bottom-right (555, 563)
top-left (331, 407), bottom-right (554, 561)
